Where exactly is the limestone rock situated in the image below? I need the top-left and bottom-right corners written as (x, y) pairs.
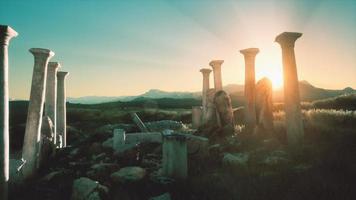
top-left (145, 120), bottom-right (187, 131)
top-left (71, 177), bottom-right (107, 200)
top-left (223, 153), bottom-right (249, 168)
top-left (110, 166), bottom-right (146, 184)
top-left (214, 90), bottom-right (234, 128)
top-left (86, 163), bottom-right (120, 182)
top-left (96, 123), bottom-right (136, 135)
top-left (203, 89), bottom-right (217, 125)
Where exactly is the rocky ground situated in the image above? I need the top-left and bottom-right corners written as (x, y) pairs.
top-left (8, 117), bottom-right (356, 200)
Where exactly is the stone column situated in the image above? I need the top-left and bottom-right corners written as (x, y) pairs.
top-left (57, 71), bottom-right (69, 147)
top-left (192, 106), bottom-right (202, 129)
top-left (200, 68), bottom-right (211, 121)
top-left (275, 32), bottom-right (304, 145)
top-left (0, 25), bottom-right (17, 200)
top-left (22, 48), bottom-right (54, 179)
top-left (130, 112), bottom-right (149, 132)
top-left (162, 130), bottom-right (187, 180)
top-left (209, 60), bottom-right (224, 91)
top-left (45, 62), bottom-right (60, 146)
top-left (240, 48), bottom-right (259, 130)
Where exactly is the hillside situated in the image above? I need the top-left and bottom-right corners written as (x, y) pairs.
top-left (67, 81), bottom-right (355, 104)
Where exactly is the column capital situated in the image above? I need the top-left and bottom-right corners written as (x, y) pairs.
top-left (0, 25), bottom-right (18, 45)
top-left (209, 60), bottom-right (224, 68)
top-left (48, 62), bottom-right (61, 70)
top-left (275, 32), bottom-right (302, 48)
top-left (240, 48), bottom-right (259, 57)
top-left (29, 48), bottom-right (55, 60)
top-left (199, 68), bottom-right (212, 75)
top-left (57, 71), bottom-right (69, 79)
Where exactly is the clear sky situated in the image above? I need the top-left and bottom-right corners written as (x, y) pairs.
top-left (1, 0), bottom-right (356, 99)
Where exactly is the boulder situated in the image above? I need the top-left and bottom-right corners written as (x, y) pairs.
top-left (110, 166), bottom-right (146, 184)
top-left (71, 177), bottom-right (99, 200)
top-left (86, 163), bottom-right (120, 182)
top-left (222, 153), bottom-right (249, 168)
top-left (145, 120), bottom-right (187, 131)
top-left (214, 90), bottom-right (235, 128)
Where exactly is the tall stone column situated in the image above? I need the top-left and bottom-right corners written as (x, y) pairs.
top-left (57, 71), bottom-right (69, 147)
top-left (275, 32), bottom-right (304, 145)
top-left (240, 48), bottom-right (259, 130)
top-left (199, 68), bottom-right (211, 121)
top-left (22, 48), bottom-right (54, 179)
top-left (0, 25), bottom-right (17, 200)
top-left (45, 62), bottom-right (60, 146)
top-left (209, 60), bottom-right (224, 91)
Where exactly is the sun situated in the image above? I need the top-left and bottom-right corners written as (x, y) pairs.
top-left (256, 64), bottom-right (284, 90)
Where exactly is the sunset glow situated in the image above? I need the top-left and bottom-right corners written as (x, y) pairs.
top-left (1, 0), bottom-right (355, 99)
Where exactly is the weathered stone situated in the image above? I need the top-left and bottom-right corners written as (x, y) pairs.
top-left (255, 77), bottom-right (274, 133)
top-left (71, 177), bottom-right (100, 200)
top-left (200, 68), bottom-right (212, 122)
top-left (0, 25), bottom-right (17, 200)
top-left (162, 130), bottom-right (187, 179)
top-left (22, 48), bottom-right (55, 180)
top-left (87, 163), bottom-right (120, 182)
top-left (131, 112), bottom-right (149, 132)
top-left (214, 90), bottom-right (234, 128)
top-left (275, 32), bottom-right (304, 145)
top-left (191, 106), bottom-right (202, 128)
top-left (202, 89), bottom-right (217, 125)
top-left (240, 48), bottom-right (259, 131)
top-left (223, 153), bottom-right (249, 168)
top-left (57, 71), bottom-right (69, 147)
top-left (209, 60), bottom-right (224, 91)
top-left (110, 166), bottom-right (146, 183)
top-left (124, 132), bottom-right (163, 145)
top-left (45, 62), bottom-right (60, 146)
top-left (145, 120), bottom-right (187, 132)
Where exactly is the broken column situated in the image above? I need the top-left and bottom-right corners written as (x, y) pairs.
top-left (200, 68), bottom-right (212, 122)
top-left (57, 71), bottom-right (69, 147)
top-left (275, 32), bottom-right (304, 145)
top-left (130, 112), bottom-right (149, 132)
top-left (45, 62), bottom-right (60, 146)
top-left (191, 106), bottom-right (202, 129)
top-left (255, 78), bottom-right (274, 133)
top-left (0, 25), bottom-right (17, 200)
top-left (240, 48), bottom-right (259, 131)
top-left (209, 60), bottom-right (224, 91)
top-left (202, 89), bottom-right (217, 125)
top-left (22, 48), bottom-right (54, 179)
top-left (162, 130), bottom-right (187, 179)
top-left (214, 90), bottom-right (234, 129)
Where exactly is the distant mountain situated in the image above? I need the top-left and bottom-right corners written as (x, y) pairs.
top-left (140, 89), bottom-right (200, 99)
top-left (67, 81), bottom-right (355, 104)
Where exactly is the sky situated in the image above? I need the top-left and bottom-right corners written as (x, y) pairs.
top-left (1, 0), bottom-right (356, 99)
